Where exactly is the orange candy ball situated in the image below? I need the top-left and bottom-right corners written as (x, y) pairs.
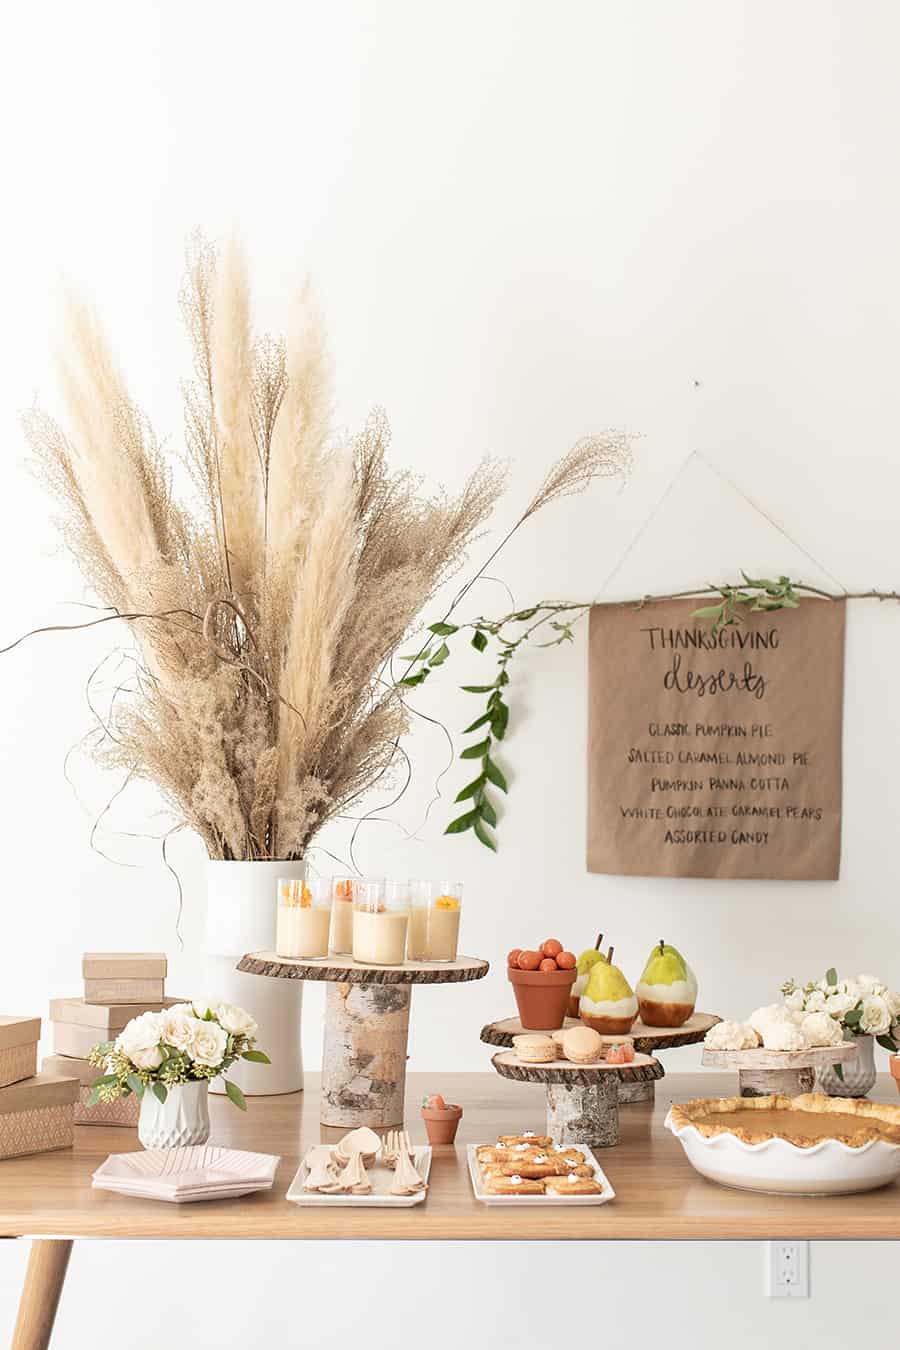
top-left (541, 939), bottom-right (563, 958)
top-left (539, 958), bottom-right (559, 972)
top-left (507, 948), bottom-right (522, 968)
top-left (555, 950), bottom-right (576, 970)
top-left (517, 949), bottom-right (542, 971)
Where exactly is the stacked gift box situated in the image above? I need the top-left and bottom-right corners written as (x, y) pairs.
top-left (42, 952), bottom-right (172, 1127)
top-left (0, 1016), bottom-right (78, 1159)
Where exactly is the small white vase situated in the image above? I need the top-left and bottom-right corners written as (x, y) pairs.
top-left (816, 1033), bottom-right (877, 1097)
top-left (204, 859), bottom-right (305, 1097)
top-left (139, 1081), bottom-right (210, 1149)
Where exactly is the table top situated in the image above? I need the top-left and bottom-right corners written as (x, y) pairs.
top-left (237, 952), bottom-right (489, 985)
top-left (2, 1072), bottom-right (899, 1239)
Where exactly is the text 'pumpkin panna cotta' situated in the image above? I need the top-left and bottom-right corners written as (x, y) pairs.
top-left (635, 941), bottom-right (698, 1028)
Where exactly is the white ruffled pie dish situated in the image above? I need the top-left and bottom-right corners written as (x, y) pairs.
top-left (665, 1107), bottom-right (900, 1196)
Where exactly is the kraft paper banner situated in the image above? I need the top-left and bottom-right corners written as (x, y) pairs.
top-left (587, 597), bottom-right (846, 880)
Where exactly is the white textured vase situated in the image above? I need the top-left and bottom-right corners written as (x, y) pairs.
top-left (139, 1080), bottom-right (210, 1149)
top-left (204, 859), bottom-right (305, 1097)
top-left (816, 1033), bottom-right (877, 1097)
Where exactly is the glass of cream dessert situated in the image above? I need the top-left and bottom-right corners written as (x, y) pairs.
top-left (329, 876), bottom-right (356, 955)
top-left (407, 880), bottom-right (463, 963)
top-left (276, 877), bottom-right (331, 960)
top-left (352, 879), bottom-right (407, 966)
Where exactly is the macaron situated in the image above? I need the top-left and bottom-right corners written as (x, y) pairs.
top-left (561, 1025), bottom-right (605, 1064)
top-left (513, 1033), bottom-right (557, 1064)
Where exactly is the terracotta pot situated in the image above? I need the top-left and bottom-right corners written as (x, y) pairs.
top-left (890, 1056), bottom-right (900, 1097)
top-left (508, 967), bottom-right (576, 1030)
top-left (421, 1103), bottom-right (462, 1145)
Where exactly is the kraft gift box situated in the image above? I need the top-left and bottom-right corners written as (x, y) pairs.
top-left (0, 1016), bottom-right (41, 1089)
top-left (42, 1054), bottom-right (140, 1127)
top-left (0, 1073), bottom-right (79, 1160)
top-left (50, 997), bottom-right (182, 1059)
top-left (82, 953), bottom-right (167, 1005)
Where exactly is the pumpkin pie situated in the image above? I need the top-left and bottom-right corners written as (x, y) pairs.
top-left (669, 1093), bottom-right (900, 1149)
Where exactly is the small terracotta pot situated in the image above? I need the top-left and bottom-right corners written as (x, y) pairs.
top-left (508, 966), bottom-right (577, 1030)
top-left (890, 1055), bottom-right (900, 1097)
top-left (421, 1103), bottom-right (462, 1145)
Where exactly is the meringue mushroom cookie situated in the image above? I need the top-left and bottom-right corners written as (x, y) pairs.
top-left (704, 1020), bottom-right (761, 1052)
top-left (748, 1004), bottom-right (794, 1037)
top-left (513, 1033), bottom-right (557, 1064)
top-left (561, 1025), bottom-right (605, 1064)
top-left (760, 1019), bottom-right (808, 1052)
top-left (635, 941), bottom-right (698, 1028)
top-left (801, 1011), bottom-right (844, 1048)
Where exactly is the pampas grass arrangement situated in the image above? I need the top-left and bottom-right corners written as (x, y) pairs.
top-left (25, 235), bottom-right (630, 859)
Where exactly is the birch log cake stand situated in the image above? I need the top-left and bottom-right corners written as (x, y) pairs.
top-left (481, 1012), bottom-right (720, 1105)
top-left (701, 1042), bottom-right (859, 1097)
top-left (491, 1050), bottom-right (664, 1147)
top-left (237, 952), bottom-right (488, 1128)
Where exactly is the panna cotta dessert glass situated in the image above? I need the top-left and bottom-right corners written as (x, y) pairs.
top-left (329, 876), bottom-right (356, 955)
top-left (276, 877), bottom-right (331, 960)
top-left (352, 879), bottom-right (408, 966)
top-left (407, 880), bottom-right (463, 962)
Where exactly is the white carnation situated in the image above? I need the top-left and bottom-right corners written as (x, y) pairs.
top-left (116, 1012), bottom-right (164, 1070)
top-left (188, 1018), bottom-right (228, 1068)
top-left (761, 1020), bottom-right (807, 1051)
top-left (217, 1003), bottom-right (258, 1038)
top-left (860, 994), bottom-right (891, 1036)
top-left (800, 1012), bottom-right (844, 1048)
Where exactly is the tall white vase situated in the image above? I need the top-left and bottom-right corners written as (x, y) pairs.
top-left (204, 859), bottom-right (304, 1096)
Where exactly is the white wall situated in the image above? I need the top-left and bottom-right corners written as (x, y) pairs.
top-left (1, 2), bottom-right (898, 1344)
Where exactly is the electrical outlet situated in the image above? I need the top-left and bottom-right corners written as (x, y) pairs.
top-left (767, 1241), bottom-right (809, 1298)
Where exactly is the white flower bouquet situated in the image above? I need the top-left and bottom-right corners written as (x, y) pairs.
top-left (87, 1000), bottom-right (269, 1111)
top-left (781, 969), bottom-right (900, 1052)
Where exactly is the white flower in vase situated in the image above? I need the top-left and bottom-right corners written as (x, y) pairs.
top-left (784, 989), bottom-right (806, 1012)
top-left (825, 991), bottom-right (855, 1018)
top-left (160, 1010), bottom-right (198, 1054)
top-left (859, 995), bottom-right (891, 1037)
top-left (217, 1004), bottom-right (259, 1039)
top-left (189, 1019), bottom-right (228, 1068)
top-left (804, 989), bottom-right (827, 1013)
top-left (116, 1012), bottom-right (165, 1070)
top-left (885, 991), bottom-right (900, 1020)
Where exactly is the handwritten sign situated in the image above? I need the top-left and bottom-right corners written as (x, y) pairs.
top-left (586, 597), bottom-right (845, 880)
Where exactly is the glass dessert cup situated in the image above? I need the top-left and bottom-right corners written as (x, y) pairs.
top-left (276, 877), bottom-right (331, 960)
top-left (407, 880), bottom-right (462, 963)
top-left (329, 876), bottom-right (356, 955)
top-left (352, 880), bottom-right (408, 966)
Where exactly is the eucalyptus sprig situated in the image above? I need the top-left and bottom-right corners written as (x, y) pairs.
top-left (691, 573), bottom-right (801, 633)
top-left (396, 603), bottom-right (587, 848)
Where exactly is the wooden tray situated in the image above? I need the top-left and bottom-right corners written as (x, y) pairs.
top-left (481, 1010), bottom-right (720, 1054)
top-left (239, 952), bottom-right (489, 985)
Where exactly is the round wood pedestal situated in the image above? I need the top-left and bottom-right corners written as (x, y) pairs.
top-left (701, 1042), bottom-right (859, 1097)
top-left (238, 951), bottom-right (488, 1128)
top-left (490, 1050), bottom-right (663, 1148)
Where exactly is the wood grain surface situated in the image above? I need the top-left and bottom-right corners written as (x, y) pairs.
top-left (0, 1072), bottom-right (899, 1239)
top-left (238, 952), bottom-right (489, 985)
top-left (491, 1050), bottom-right (664, 1086)
top-left (481, 1011), bottom-right (720, 1053)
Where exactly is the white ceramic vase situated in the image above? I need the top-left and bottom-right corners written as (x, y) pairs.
top-left (139, 1080), bottom-right (210, 1149)
top-left (204, 859), bottom-right (305, 1097)
top-left (816, 1033), bottom-right (877, 1097)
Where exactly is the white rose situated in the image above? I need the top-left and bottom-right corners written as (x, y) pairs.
top-left (804, 990), bottom-right (826, 1013)
top-left (825, 991), bottom-right (855, 1018)
top-left (160, 1010), bottom-right (197, 1054)
top-left (857, 974), bottom-right (881, 993)
top-left (784, 989), bottom-right (806, 1012)
top-left (860, 995), bottom-right (891, 1036)
top-left (116, 1012), bottom-right (164, 1071)
top-left (216, 1003), bottom-right (258, 1039)
top-left (188, 1018), bottom-right (228, 1068)
top-left (884, 991), bottom-right (900, 1019)
top-left (191, 998), bottom-right (217, 1019)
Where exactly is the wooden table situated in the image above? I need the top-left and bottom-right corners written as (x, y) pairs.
top-left (4, 1072), bottom-right (900, 1347)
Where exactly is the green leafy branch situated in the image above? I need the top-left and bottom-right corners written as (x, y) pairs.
top-left (396, 603), bottom-right (586, 848)
top-left (691, 574), bottom-right (800, 633)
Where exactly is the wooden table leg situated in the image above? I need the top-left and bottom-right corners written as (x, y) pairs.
top-left (11, 1240), bottom-right (73, 1350)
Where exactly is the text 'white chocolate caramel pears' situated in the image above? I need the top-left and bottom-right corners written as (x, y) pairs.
top-left (579, 957), bottom-right (637, 1035)
top-left (635, 940), bottom-right (698, 1028)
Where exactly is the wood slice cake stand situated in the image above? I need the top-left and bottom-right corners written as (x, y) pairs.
top-left (491, 1050), bottom-right (664, 1148)
top-left (238, 952), bottom-right (488, 1129)
top-left (481, 1011), bottom-right (719, 1104)
top-left (701, 1041), bottom-right (859, 1097)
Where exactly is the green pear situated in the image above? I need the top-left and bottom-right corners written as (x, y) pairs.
top-left (584, 958), bottom-right (634, 1005)
top-left (576, 947), bottom-right (607, 977)
top-left (636, 940), bottom-right (697, 1028)
top-left (579, 953), bottom-right (638, 1033)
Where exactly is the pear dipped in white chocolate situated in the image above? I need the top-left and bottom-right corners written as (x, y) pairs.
top-left (579, 946), bottom-right (638, 1035)
top-left (635, 940), bottom-right (698, 1028)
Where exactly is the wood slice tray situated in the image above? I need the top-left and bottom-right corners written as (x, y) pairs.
top-left (238, 952), bottom-right (489, 985)
top-left (491, 1050), bottom-right (664, 1087)
top-left (482, 1011), bottom-right (720, 1054)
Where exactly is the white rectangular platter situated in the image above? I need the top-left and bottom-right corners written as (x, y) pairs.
top-left (467, 1144), bottom-right (615, 1207)
top-left (286, 1146), bottom-right (432, 1208)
